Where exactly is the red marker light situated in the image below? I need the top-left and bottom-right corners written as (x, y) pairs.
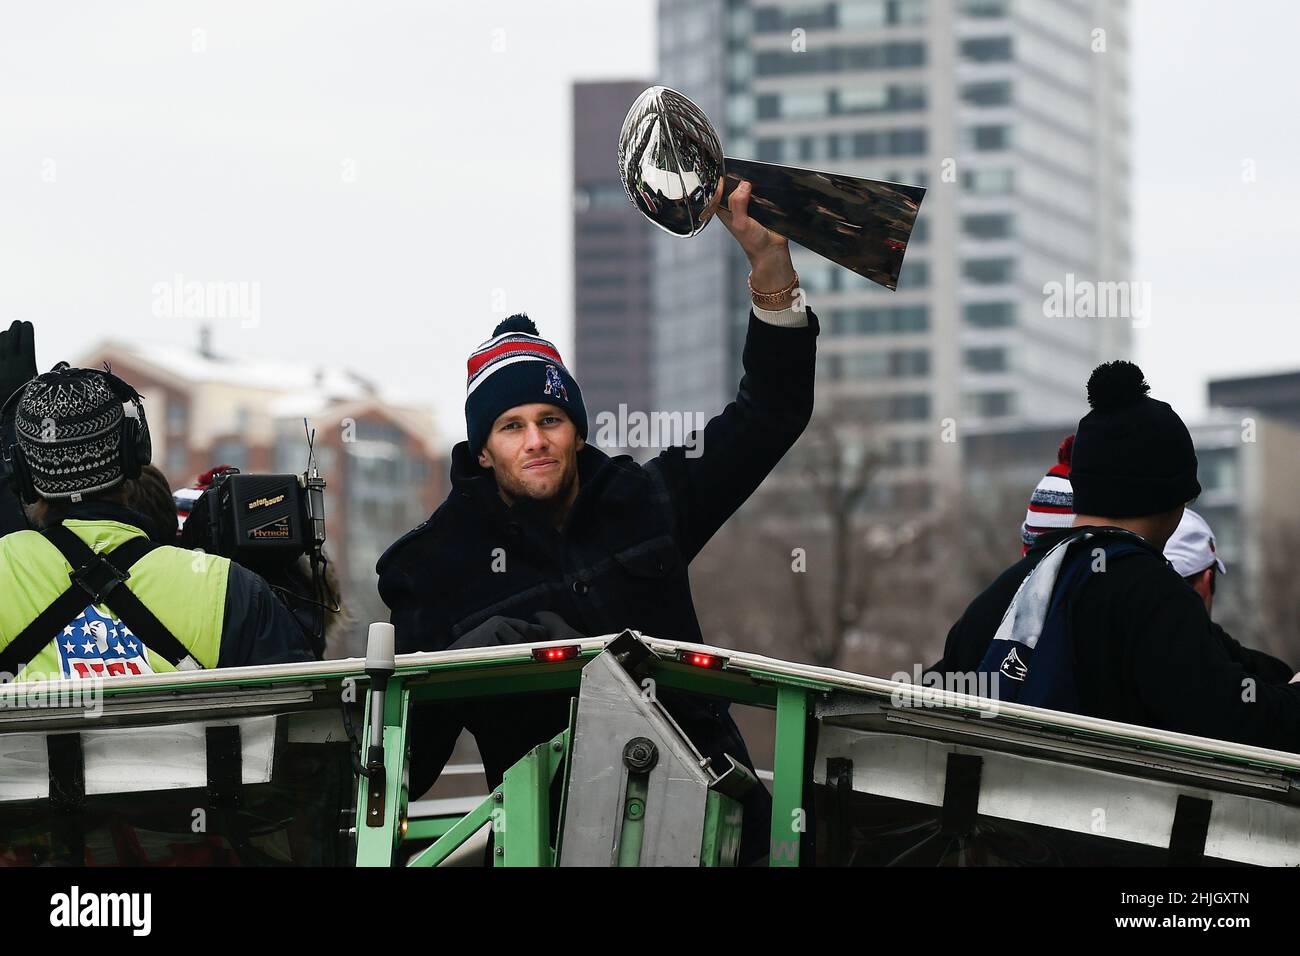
top-left (677, 649), bottom-right (727, 669)
top-left (532, 645), bottom-right (581, 663)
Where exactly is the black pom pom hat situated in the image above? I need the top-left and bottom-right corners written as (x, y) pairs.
top-left (464, 313), bottom-right (587, 454)
top-left (1070, 360), bottom-right (1200, 518)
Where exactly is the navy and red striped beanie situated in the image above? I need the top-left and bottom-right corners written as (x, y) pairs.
top-left (1020, 434), bottom-right (1074, 555)
top-left (465, 314), bottom-right (586, 454)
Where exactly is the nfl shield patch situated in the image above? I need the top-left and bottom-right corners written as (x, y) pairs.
top-left (56, 607), bottom-right (155, 679)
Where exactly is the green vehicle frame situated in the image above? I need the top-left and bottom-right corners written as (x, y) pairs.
top-left (2, 630), bottom-right (1298, 867)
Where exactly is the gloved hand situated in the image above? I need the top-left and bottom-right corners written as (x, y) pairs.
top-left (449, 615), bottom-right (550, 650)
top-left (531, 610), bottom-right (586, 642)
top-left (0, 320), bottom-right (37, 416)
top-left (448, 612), bottom-right (587, 650)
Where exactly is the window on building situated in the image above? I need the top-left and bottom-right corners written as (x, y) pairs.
top-left (891, 393), bottom-right (931, 421)
top-left (166, 399), bottom-right (187, 435)
top-left (835, 392), bottom-right (930, 423)
top-left (964, 391), bottom-right (1016, 417)
top-left (964, 301), bottom-right (1017, 327)
top-left (960, 36), bottom-right (1013, 62)
top-left (851, 131), bottom-right (878, 157)
top-left (830, 305), bottom-right (930, 335)
top-left (959, 0), bottom-right (1010, 17)
top-left (888, 127), bottom-right (928, 155)
top-left (839, 348), bottom-right (931, 379)
top-left (963, 257), bottom-right (1016, 284)
top-left (757, 138), bottom-right (784, 162)
top-left (962, 212), bottom-right (1014, 239)
top-left (783, 89), bottom-right (828, 119)
top-left (165, 443), bottom-right (186, 478)
top-left (887, 437), bottom-right (931, 467)
top-left (964, 346), bottom-right (1009, 372)
top-left (964, 124), bottom-right (1012, 151)
top-left (961, 80), bottom-right (1012, 106)
top-left (898, 259), bottom-right (930, 288)
top-left (961, 167), bottom-right (1014, 195)
top-left (755, 41), bottom-right (926, 76)
top-left (210, 439), bottom-right (249, 470)
top-left (1197, 448), bottom-right (1239, 495)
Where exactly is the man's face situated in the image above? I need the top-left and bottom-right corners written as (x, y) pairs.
top-left (477, 403), bottom-right (584, 504)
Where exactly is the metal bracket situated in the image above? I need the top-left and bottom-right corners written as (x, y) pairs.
top-left (47, 733), bottom-right (85, 864)
top-left (939, 753), bottom-right (983, 837)
top-left (69, 555), bottom-right (130, 605)
top-left (1167, 794), bottom-right (1212, 866)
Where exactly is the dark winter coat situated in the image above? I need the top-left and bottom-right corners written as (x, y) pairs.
top-left (937, 526), bottom-right (1300, 751)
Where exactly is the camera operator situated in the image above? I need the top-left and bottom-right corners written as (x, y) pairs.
top-left (0, 352), bottom-right (314, 681)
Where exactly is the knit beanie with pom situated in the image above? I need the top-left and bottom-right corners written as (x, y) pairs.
top-left (464, 314), bottom-right (586, 454)
top-left (1069, 360), bottom-right (1200, 518)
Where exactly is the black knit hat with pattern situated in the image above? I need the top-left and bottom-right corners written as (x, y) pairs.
top-left (14, 364), bottom-right (145, 500)
top-left (1070, 360), bottom-right (1200, 518)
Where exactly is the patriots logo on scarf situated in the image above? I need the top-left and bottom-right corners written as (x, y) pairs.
top-left (55, 607), bottom-right (155, 679)
top-left (543, 364), bottom-right (568, 402)
top-left (999, 646), bottom-right (1029, 682)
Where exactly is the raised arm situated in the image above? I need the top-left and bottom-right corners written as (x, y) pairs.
top-left (647, 181), bottom-right (819, 562)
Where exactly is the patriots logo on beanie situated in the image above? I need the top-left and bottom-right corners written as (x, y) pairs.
top-left (465, 314), bottom-right (587, 454)
top-left (543, 365), bottom-right (568, 402)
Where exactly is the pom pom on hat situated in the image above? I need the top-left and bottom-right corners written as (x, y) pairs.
top-left (1057, 433), bottom-right (1074, 465)
top-left (492, 313), bottom-right (539, 337)
top-left (1086, 360), bottom-right (1150, 412)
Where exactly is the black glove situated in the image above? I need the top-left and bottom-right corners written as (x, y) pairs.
top-left (448, 615), bottom-right (550, 650)
top-left (531, 610), bottom-right (586, 643)
top-left (0, 320), bottom-right (36, 415)
top-left (448, 612), bottom-right (587, 650)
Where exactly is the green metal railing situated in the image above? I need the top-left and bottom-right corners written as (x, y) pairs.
top-left (6, 630), bottom-right (1298, 867)
top-left (355, 646), bottom-right (826, 867)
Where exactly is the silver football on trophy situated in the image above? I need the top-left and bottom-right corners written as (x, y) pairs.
top-left (617, 85), bottom-right (927, 291)
top-left (618, 86), bottom-right (726, 238)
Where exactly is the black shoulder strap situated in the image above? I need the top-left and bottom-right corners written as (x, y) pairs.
top-left (0, 525), bottom-right (202, 678)
top-left (0, 585), bottom-right (90, 678)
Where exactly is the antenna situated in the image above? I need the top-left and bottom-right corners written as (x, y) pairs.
top-left (304, 417), bottom-right (320, 479)
top-left (302, 417), bottom-right (327, 550)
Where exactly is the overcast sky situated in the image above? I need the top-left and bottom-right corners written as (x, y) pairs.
top-left (0, 0), bottom-right (1295, 442)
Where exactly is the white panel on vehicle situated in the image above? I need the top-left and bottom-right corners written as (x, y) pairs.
top-left (81, 715), bottom-right (276, 795)
top-left (815, 726), bottom-right (1300, 865)
top-left (0, 734), bottom-right (51, 801)
top-left (1205, 797), bottom-right (1300, 867)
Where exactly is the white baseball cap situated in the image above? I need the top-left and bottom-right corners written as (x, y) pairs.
top-left (1164, 508), bottom-right (1226, 578)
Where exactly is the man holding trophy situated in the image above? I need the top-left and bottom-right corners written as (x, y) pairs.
top-left (378, 88), bottom-right (923, 863)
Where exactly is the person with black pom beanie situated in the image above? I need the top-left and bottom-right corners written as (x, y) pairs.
top-left (937, 360), bottom-right (1300, 754)
top-left (378, 180), bottom-right (818, 863)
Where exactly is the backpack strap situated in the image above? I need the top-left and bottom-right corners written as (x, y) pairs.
top-left (0, 525), bottom-right (202, 679)
top-left (0, 585), bottom-right (92, 678)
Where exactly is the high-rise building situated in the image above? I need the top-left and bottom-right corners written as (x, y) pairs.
top-left (653, 0), bottom-right (1133, 515)
top-left (573, 79), bottom-right (655, 451)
